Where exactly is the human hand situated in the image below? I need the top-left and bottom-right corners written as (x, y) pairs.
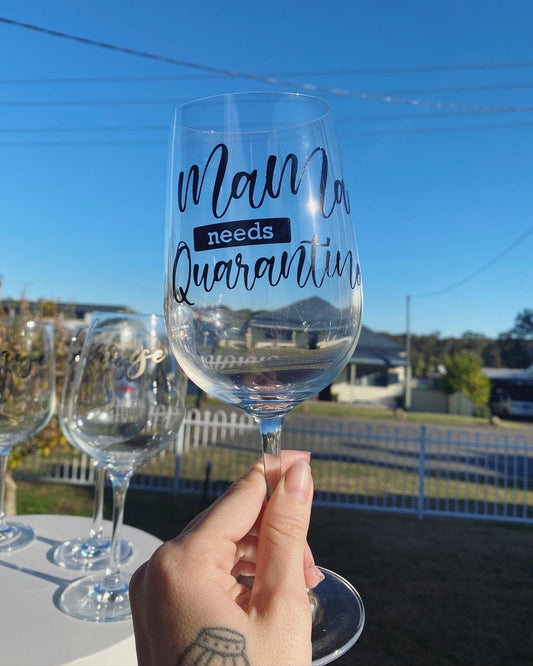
top-left (130, 451), bottom-right (319, 666)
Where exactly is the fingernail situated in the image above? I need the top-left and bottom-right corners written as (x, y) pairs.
top-left (284, 460), bottom-right (312, 502)
top-left (306, 566), bottom-right (325, 589)
top-left (313, 567), bottom-right (325, 585)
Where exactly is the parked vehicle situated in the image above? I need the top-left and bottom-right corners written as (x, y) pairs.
top-left (490, 378), bottom-right (533, 419)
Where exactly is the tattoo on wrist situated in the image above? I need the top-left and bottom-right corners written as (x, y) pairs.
top-left (177, 627), bottom-right (250, 665)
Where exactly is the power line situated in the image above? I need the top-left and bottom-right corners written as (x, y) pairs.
top-left (2, 73), bottom-right (533, 98)
top-left (0, 122), bottom-right (533, 146)
top-left (0, 124), bottom-right (167, 133)
top-left (2, 17), bottom-right (533, 114)
top-left (370, 82), bottom-right (533, 95)
top-left (3, 96), bottom-right (533, 112)
top-left (0, 97), bottom-right (189, 107)
top-left (0, 139), bottom-right (167, 147)
top-left (412, 225), bottom-right (533, 299)
top-left (2, 76), bottom-right (533, 91)
top-left (3, 95), bottom-right (533, 113)
top-left (2, 119), bottom-right (533, 140)
top-left (0, 108), bottom-right (528, 133)
top-left (343, 120), bottom-right (533, 135)
top-left (337, 110), bottom-right (527, 122)
top-left (0, 74), bottom-right (216, 84)
top-left (282, 63), bottom-right (533, 75)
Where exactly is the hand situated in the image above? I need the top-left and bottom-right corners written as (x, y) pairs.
top-left (130, 451), bottom-right (319, 666)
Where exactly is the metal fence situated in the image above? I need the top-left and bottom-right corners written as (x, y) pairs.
top-left (15, 408), bottom-right (533, 524)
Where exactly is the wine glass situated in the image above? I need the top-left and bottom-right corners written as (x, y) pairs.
top-left (164, 91), bottom-right (364, 664)
top-left (52, 326), bottom-right (133, 570)
top-left (59, 312), bottom-right (185, 622)
top-left (0, 319), bottom-right (55, 553)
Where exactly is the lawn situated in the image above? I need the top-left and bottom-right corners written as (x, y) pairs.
top-left (207, 396), bottom-right (533, 430)
top-left (13, 478), bottom-right (533, 666)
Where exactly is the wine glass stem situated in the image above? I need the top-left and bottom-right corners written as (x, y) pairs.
top-left (103, 472), bottom-right (131, 589)
top-left (256, 415), bottom-right (285, 497)
top-left (89, 465), bottom-right (106, 540)
top-left (0, 453), bottom-right (8, 531)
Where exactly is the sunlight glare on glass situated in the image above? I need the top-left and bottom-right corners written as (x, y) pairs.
top-left (307, 196), bottom-right (321, 215)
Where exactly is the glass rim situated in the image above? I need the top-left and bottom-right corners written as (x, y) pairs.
top-left (175, 91), bottom-right (332, 134)
top-left (88, 311), bottom-right (163, 319)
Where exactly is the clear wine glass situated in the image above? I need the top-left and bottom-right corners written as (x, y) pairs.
top-left (52, 326), bottom-right (133, 570)
top-left (0, 319), bottom-right (55, 553)
top-left (164, 91), bottom-right (364, 664)
top-left (59, 312), bottom-right (185, 622)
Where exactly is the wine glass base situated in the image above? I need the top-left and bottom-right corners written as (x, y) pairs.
top-left (52, 536), bottom-right (133, 571)
top-left (0, 521), bottom-right (35, 554)
top-left (59, 572), bottom-right (133, 622)
top-left (310, 567), bottom-right (365, 666)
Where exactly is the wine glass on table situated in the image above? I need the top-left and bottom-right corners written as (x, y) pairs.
top-left (0, 319), bottom-right (55, 553)
top-left (52, 326), bottom-right (133, 570)
top-left (164, 92), bottom-right (364, 664)
top-left (59, 312), bottom-right (185, 622)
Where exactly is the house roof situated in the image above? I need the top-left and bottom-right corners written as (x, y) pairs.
top-left (249, 296), bottom-right (343, 331)
top-left (249, 296), bottom-right (407, 367)
top-left (351, 327), bottom-right (408, 367)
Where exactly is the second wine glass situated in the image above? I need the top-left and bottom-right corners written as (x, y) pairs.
top-left (52, 326), bottom-right (132, 570)
top-left (59, 312), bottom-right (186, 622)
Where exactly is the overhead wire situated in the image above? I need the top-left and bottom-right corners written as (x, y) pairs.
top-left (0, 109), bottom-right (527, 135)
top-left (343, 120), bottom-right (533, 135)
top-left (1, 119), bottom-right (533, 144)
top-left (0, 139), bottom-right (166, 147)
top-left (1, 77), bottom-right (533, 96)
top-left (2, 17), bottom-right (533, 114)
top-left (0, 124), bottom-right (166, 133)
top-left (412, 225), bottom-right (533, 299)
top-left (0, 97), bottom-right (189, 106)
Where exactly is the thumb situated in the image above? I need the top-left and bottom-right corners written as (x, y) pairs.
top-left (252, 460), bottom-right (314, 602)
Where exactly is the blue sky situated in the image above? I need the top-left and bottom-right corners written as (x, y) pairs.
top-left (0, 0), bottom-right (532, 339)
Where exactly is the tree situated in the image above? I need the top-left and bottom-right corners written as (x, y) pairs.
top-left (462, 331), bottom-right (487, 340)
top-left (441, 352), bottom-right (491, 412)
top-left (498, 333), bottom-right (531, 368)
top-left (481, 340), bottom-right (502, 367)
top-left (510, 308), bottom-right (533, 339)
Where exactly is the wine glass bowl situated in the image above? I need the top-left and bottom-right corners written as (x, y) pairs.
top-left (165, 92), bottom-right (364, 663)
top-left (166, 92), bottom-right (362, 418)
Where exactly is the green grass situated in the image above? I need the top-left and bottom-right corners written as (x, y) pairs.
top-left (199, 395), bottom-right (533, 430)
top-left (16, 480), bottom-right (96, 516)
top-left (12, 478), bottom-right (533, 666)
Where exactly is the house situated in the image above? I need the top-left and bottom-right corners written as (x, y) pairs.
top-left (331, 327), bottom-right (409, 406)
top-left (247, 296), bottom-right (351, 350)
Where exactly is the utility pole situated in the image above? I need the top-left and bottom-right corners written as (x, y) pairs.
top-left (405, 294), bottom-right (412, 409)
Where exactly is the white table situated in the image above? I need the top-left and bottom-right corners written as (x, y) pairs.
top-left (0, 514), bottom-right (163, 666)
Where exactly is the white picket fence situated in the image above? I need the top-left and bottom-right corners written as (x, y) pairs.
top-left (15, 409), bottom-right (533, 523)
